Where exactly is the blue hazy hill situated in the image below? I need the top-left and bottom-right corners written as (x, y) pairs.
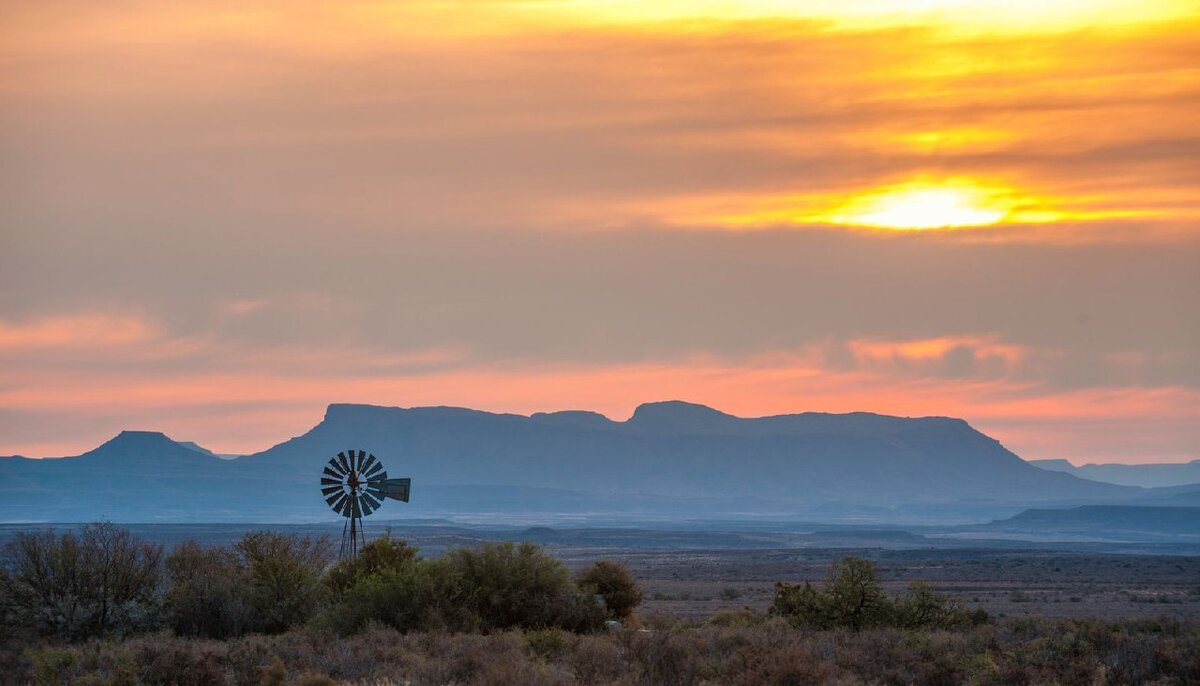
top-left (1030, 458), bottom-right (1200, 488)
top-left (0, 401), bottom-right (1150, 523)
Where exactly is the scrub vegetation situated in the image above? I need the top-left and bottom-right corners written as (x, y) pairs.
top-left (2, 524), bottom-right (1198, 685)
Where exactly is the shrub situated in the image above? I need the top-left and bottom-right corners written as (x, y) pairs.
top-left (324, 534), bottom-right (418, 594)
top-left (319, 540), bottom-right (604, 635)
top-left (2, 616), bottom-right (1198, 686)
top-left (165, 541), bottom-right (251, 639)
top-left (772, 556), bottom-right (981, 632)
top-left (576, 560), bottom-right (644, 620)
top-left (569, 634), bottom-right (626, 684)
top-left (443, 541), bottom-right (605, 633)
top-left (0, 567), bottom-right (16, 641)
top-left (236, 532), bottom-right (333, 634)
top-left (258, 656), bottom-right (286, 686)
top-left (29, 646), bottom-right (77, 686)
top-left (708, 608), bottom-right (767, 628)
top-left (2, 523), bottom-right (162, 639)
top-left (296, 674), bottom-right (337, 686)
top-left (730, 642), bottom-right (835, 686)
top-left (524, 627), bottom-right (576, 660)
top-left (623, 627), bottom-right (703, 686)
top-left (824, 556), bottom-right (890, 631)
top-left (318, 556), bottom-right (467, 635)
top-left (892, 581), bottom-right (975, 630)
top-left (771, 581), bottom-right (833, 629)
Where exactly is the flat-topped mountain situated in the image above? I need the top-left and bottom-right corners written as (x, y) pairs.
top-left (0, 401), bottom-right (1156, 523)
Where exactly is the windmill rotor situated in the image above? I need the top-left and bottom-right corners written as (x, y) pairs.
top-left (320, 449), bottom-right (410, 559)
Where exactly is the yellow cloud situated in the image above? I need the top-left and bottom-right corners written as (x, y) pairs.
top-left (545, 0), bottom-right (1198, 33)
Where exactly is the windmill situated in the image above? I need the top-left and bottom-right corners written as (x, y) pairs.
top-left (320, 449), bottom-right (410, 559)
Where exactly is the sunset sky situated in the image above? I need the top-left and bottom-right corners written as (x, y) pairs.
top-left (1, 1), bottom-right (1197, 463)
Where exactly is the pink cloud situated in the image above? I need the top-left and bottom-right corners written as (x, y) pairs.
top-left (2, 334), bottom-right (1196, 464)
top-left (0, 313), bottom-right (158, 351)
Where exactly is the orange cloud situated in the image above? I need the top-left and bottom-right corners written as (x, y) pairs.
top-left (5, 3), bottom-right (1197, 241)
top-left (847, 334), bottom-right (1045, 370)
top-left (2, 326), bottom-right (1195, 464)
top-left (2, 4), bottom-right (1196, 465)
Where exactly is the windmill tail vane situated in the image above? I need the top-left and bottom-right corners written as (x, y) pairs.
top-left (320, 449), bottom-right (410, 559)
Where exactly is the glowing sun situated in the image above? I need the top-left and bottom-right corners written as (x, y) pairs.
top-left (825, 183), bottom-right (1014, 230)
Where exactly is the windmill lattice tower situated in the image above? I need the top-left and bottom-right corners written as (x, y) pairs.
top-left (320, 449), bottom-right (410, 558)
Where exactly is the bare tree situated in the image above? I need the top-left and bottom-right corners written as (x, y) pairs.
top-left (2, 522), bottom-right (162, 638)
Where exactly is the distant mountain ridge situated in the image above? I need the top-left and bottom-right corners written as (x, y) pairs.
top-left (1030, 458), bottom-right (1200, 488)
top-left (0, 400), bottom-right (1164, 524)
top-left (976, 505), bottom-right (1200, 541)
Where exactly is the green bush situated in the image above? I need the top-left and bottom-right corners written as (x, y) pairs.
top-left (576, 560), bottom-right (643, 620)
top-left (445, 541), bottom-right (605, 633)
top-left (771, 556), bottom-right (982, 631)
top-left (824, 556), bottom-right (891, 631)
top-left (319, 556), bottom-right (469, 634)
top-left (165, 541), bottom-right (251, 639)
top-left (324, 534), bottom-right (418, 594)
top-left (708, 608), bottom-right (767, 628)
top-left (892, 581), bottom-right (975, 630)
top-left (165, 531), bottom-right (332, 638)
top-left (236, 532), bottom-right (333, 634)
top-left (318, 540), bottom-right (605, 635)
top-left (771, 581), bottom-right (834, 629)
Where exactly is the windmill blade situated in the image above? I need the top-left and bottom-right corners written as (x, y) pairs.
top-left (321, 485), bottom-right (343, 496)
top-left (329, 492), bottom-right (348, 513)
top-left (366, 471), bottom-right (387, 484)
top-left (337, 452), bottom-right (351, 473)
top-left (361, 491), bottom-right (382, 511)
top-left (355, 449), bottom-right (366, 471)
top-left (320, 476), bottom-right (342, 486)
top-left (326, 460), bottom-right (346, 477)
top-left (376, 478), bottom-right (411, 503)
top-left (360, 453), bottom-right (377, 475)
top-left (364, 460), bottom-right (384, 478)
top-left (360, 495), bottom-right (376, 516)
